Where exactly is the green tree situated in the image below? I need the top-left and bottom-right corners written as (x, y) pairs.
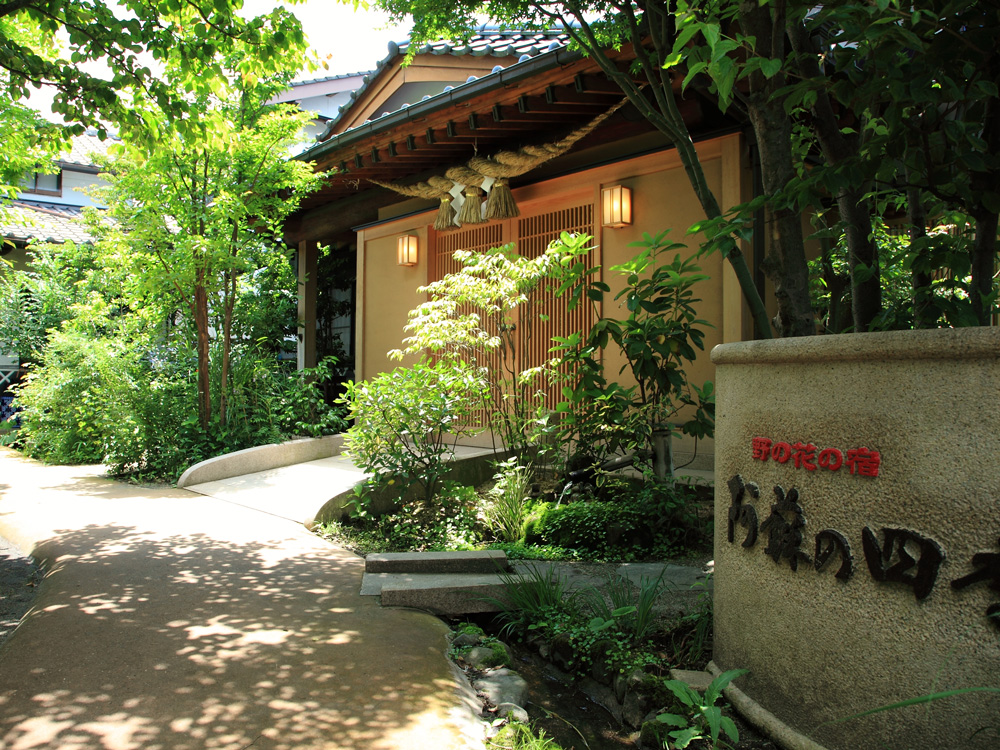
top-left (792, 1), bottom-right (1000, 328)
top-left (0, 0), bottom-right (307, 137)
top-left (87, 53), bottom-right (325, 429)
top-left (390, 243), bottom-right (565, 459)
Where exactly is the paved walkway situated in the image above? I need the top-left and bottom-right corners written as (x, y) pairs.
top-left (0, 448), bottom-right (482, 750)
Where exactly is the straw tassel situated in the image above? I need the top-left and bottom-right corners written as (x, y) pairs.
top-left (434, 196), bottom-right (458, 230)
top-left (457, 185), bottom-right (485, 224)
top-left (484, 177), bottom-right (519, 220)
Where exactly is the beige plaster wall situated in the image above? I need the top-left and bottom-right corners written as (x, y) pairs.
top-left (356, 224), bottom-right (430, 380)
top-left (711, 327), bottom-right (1000, 750)
top-left (356, 133), bottom-right (754, 466)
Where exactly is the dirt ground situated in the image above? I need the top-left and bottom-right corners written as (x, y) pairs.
top-left (0, 536), bottom-right (41, 648)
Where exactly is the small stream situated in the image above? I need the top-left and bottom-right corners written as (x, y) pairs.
top-left (509, 642), bottom-right (634, 750)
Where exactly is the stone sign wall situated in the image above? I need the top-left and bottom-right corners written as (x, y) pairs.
top-left (711, 328), bottom-right (1000, 750)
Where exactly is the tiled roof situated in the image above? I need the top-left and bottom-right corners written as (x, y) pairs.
top-left (289, 71), bottom-right (374, 87)
top-left (319, 25), bottom-right (571, 140)
top-left (399, 27), bottom-right (570, 58)
top-left (0, 200), bottom-right (96, 245)
top-left (58, 130), bottom-right (120, 169)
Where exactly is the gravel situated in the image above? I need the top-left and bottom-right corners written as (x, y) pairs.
top-left (0, 536), bottom-right (41, 649)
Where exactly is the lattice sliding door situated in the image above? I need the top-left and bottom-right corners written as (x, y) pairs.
top-left (516, 204), bottom-right (597, 412)
top-left (428, 204), bottom-right (597, 432)
top-left (431, 224), bottom-right (506, 429)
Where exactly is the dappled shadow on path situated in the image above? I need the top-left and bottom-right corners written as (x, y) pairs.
top-left (0, 518), bottom-right (469, 750)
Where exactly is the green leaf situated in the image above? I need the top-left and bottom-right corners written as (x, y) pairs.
top-left (656, 712), bottom-right (688, 728)
top-left (760, 58), bottom-right (782, 78)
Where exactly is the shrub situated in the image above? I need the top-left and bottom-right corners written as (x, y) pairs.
top-left (271, 356), bottom-right (347, 438)
top-left (338, 358), bottom-right (485, 503)
top-left (15, 330), bottom-right (130, 464)
top-left (524, 480), bottom-right (705, 558)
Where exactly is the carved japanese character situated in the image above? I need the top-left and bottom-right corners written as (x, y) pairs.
top-left (818, 447), bottom-right (843, 471)
top-left (759, 485), bottom-right (811, 571)
top-left (847, 447), bottom-right (881, 477)
top-left (814, 529), bottom-right (854, 581)
top-left (862, 527), bottom-right (944, 600)
top-left (951, 537), bottom-right (1000, 629)
top-left (771, 441), bottom-right (792, 464)
top-left (727, 474), bottom-right (759, 548)
top-left (751, 437), bottom-right (773, 461)
top-left (791, 442), bottom-right (818, 471)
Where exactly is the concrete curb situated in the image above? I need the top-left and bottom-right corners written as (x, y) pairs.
top-left (177, 434), bottom-right (345, 487)
top-left (708, 661), bottom-right (829, 750)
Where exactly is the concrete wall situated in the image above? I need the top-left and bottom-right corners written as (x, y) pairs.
top-left (711, 327), bottom-right (1000, 750)
top-left (178, 435), bottom-right (345, 487)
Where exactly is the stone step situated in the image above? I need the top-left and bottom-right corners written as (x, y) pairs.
top-left (365, 550), bottom-right (510, 574)
top-left (361, 571), bottom-right (521, 616)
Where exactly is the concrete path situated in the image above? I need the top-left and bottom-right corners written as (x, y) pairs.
top-left (0, 448), bottom-right (482, 750)
top-left (184, 454), bottom-right (367, 527)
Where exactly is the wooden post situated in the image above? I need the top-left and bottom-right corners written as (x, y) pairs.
top-left (297, 239), bottom-right (318, 371)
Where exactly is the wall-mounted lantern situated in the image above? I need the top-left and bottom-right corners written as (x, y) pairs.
top-left (397, 234), bottom-right (419, 266)
top-left (601, 184), bottom-right (632, 228)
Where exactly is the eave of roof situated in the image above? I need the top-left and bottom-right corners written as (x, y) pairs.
top-left (299, 42), bottom-right (584, 164)
top-left (315, 25), bottom-right (573, 140)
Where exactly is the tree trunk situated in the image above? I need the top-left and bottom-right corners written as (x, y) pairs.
top-left (839, 189), bottom-right (881, 331)
top-left (907, 184), bottom-right (935, 328)
top-left (968, 93), bottom-right (1000, 326)
top-left (787, 16), bottom-right (880, 332)
top-left (741, 1), bottom-right (814, 337)
top-left (219, 271), bottom-right (235, 427)
top-left (970, 211), bottom-right (998, 326)
top-left (193, 280), bottom-right (211, 429)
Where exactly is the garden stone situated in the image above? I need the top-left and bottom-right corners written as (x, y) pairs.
top-left (463, 643), bottom-right (511, 670)
top-left (578, 676), bottom-right (623, 725)
top-left (496, 703), bottom-right (529, 724)
top-left (613, 672), bottom-right (629, 704)
top-left (549, 632), bottom-right (575, 672)
top-left (622, 672), bottom-right (655, 729)
top-left (589, 638), bottom-right (617, 685)
top-left (668, 668), bottom-right (713, 692)
top-left (472, 668), bottom-right (528, 709)
top-left (451, 631), bottom-right (481, 649)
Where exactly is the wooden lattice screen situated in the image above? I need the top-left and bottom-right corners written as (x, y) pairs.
top-left (517, 205), bottom-right (596, 410)
top-left (429, 204), bottom-right (596, 426)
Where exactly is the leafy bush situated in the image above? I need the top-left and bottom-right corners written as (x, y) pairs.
top-left (655, 669), bottom-right (747, 750)
top-left (338, 358), bottom-right (485, 503)
top-left (103, 342), bottom-right (286, 480)
top-left (327, 482), bottom-right (482, 553)
top-left (15, 330), bottom-right (130, 464)
top-left (523, 479), bottom-right (705, 559)
top-left (580, 570), bottom-right (666, 644)
top-left (488, 723), bottom-right (565, 750)
top-left (271, 356), bottom-right (347, 438)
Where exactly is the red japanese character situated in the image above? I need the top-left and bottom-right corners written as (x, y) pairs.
top-left (818, 448), bottom-right (843, 471)
top-left (847, 447), bottom-right (881, 477)
top-left (751, 437), bottom-right (773, 461)
top-left (771, 441), bottom-right (792, 463)
top-left (791, 442), bottom-right (818, 471)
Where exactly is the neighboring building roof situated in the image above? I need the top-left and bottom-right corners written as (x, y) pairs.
top-left (57, 130), bottom-right (119, 170)
top-left (318, 26), bottom-right (573, 139)
top-left (288, 71), bottom-right (377, 88)
top-left (0, 200), bottom-right (95, 245)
